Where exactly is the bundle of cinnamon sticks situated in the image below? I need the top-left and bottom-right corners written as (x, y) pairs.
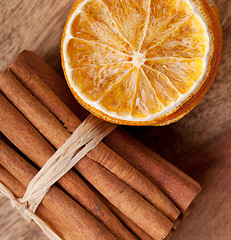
top-left (0, 50), bottom-right (201, 240)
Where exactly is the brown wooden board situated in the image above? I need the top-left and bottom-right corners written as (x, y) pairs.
top-left (0, 0), bottom-right (231, 239)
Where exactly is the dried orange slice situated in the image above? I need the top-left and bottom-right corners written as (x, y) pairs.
top-left (61, 0), bottom-right (222, 125)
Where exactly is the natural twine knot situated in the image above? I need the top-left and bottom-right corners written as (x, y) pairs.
top-left (10, 198), bottom-right (31, 221)
top-left (0, 182), bottom-right (31, 221)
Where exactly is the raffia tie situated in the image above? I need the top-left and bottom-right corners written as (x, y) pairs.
top-left (0, 114), bottom-right (117, 240)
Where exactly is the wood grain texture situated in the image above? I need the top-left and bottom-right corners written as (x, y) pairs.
top-left (0, 0), bottom-right (74, 74)
top-left (0, 0), bottom-right (231, 239)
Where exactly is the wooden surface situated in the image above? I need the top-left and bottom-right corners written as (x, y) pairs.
top-left (0, 0), bottom-right (231, 239)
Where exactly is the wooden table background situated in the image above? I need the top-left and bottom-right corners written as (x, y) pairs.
top-left (0, 0), bottom-right (231, 239)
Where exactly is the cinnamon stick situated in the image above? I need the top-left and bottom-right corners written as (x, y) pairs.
top-left (103, 128), bottom-right (201, 212)
top-left (17, 50), bottom-right (201, 212)
top-left (164, 231), bottom-right (174, 240)
top-left (0, 138), bottom-right (117, 240)
top-left (0, 93), bottom-right (136, 240)
top-left (103, 203), bottom-right (154, 240)
top-left (79, 156), bottom-right (173, 240)
top-left (8, 58), bottom-right (180, 222)
top-left (89, 177), bottom-right (154, 240)
top-left (172, 207), bottom-right (192, 231)
top-left (0, 92), bottom-right (173, 240)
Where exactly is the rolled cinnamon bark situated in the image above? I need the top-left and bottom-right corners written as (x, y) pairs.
top-left (77, 158), bottom-right (173, 240)
top-left (0, 138), bottom-right (117, 240)
top-left (0, 92), bottom-right (173, 240)
top-left (103, 128), bottom-right (201, 212)
top-left (16, 50), bottom-right (201, 212)
top-left (172, 207), bottom-right (192, 231)
top-left (85, 170), bottom-right (154, 240)
top-left (8, 59), bottom-right (180, 221)
top-left (88, 141), bottom-right (180, 221)
top-left (164, 231), bottom-right (174, 240)
top-left (0, 93), bottom-right (136, 240)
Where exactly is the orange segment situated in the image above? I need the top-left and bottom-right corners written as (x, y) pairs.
top-left (67, 38), bottom-right (130, 68)
top-left (145, 15), bottom-right (209, 59)
top-left (99, 68), bottom-right (138, 116)
top-left (142, 65), bottom-right (180, 106)
top-left (101, 0), bottom-right (150, 51)
top-left (140, 0), bottom-right (193, 52)
top-left (145, 58), bottom-right (204, 94)
top-left (71, 0), bottom-right (132, 54)
top-left (71, 63), bottom-right (132, 101)
top-left (131, 69), bottom-right (164, 118)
